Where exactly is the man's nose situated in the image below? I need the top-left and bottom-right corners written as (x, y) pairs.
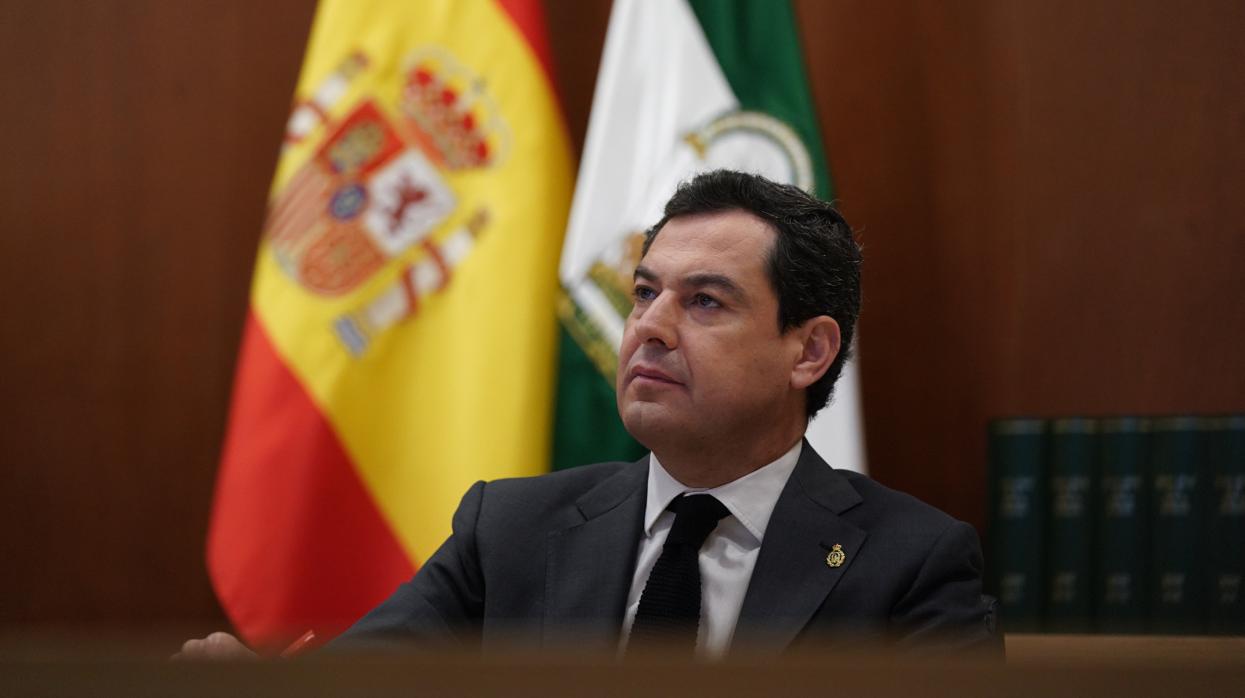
top-left (633, 291), bottom-right (678, 348)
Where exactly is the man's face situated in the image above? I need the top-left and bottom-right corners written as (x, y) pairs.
top-left (616, 210), bottom-right (804, 452)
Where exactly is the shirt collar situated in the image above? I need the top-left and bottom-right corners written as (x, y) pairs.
top-left (644, 440), bottom-right (803, 544)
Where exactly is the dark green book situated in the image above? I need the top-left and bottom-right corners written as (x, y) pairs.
top-left (1046, 418), bottom-right (1096, 632)
top-left (1147, 416), bottom-right (1207, 634)
top-left (1093, 417), bottom-right (1150, 633)
top-left (987, 418), bottom-right (1047, 632)
top-left (1204, 415), bottom-right (1245, 635)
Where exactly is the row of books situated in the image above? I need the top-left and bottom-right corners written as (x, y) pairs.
top-left (986, 415), bottom-right (1243, 634)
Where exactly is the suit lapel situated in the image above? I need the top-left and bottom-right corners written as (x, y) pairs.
top-left (543, 459), bottom-right (647, 649)
top-left (733, 443), bottom-right (867, 653)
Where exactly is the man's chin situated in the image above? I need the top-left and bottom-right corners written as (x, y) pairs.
top-left (618, 402), bottom-right (688, 449)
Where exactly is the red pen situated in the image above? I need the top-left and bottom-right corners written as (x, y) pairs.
top-left (279, 630), bottom-right (317, 658)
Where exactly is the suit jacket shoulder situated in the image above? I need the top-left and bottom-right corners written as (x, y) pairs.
top-left (332, 458), bottom-right (648, 651)
top-left (473, 459), bottom-right (640, 531)
top-left (835, 468), bottom-right (965, 542)
top-left (736, 445), bottom-right (995, 653)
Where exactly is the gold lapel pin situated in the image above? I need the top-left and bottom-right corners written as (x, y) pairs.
top-left (826, 543), bottom-right (846, 568)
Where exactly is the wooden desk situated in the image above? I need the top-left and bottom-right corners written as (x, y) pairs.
top-left (1, 634), bottom-right (1241, 697)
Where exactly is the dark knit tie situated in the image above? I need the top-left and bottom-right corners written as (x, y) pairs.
top-left (629, 494), bottom-right (730, 649)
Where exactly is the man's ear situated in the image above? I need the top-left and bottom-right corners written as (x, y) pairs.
top-left (791, 316), bottom-right (841, 391)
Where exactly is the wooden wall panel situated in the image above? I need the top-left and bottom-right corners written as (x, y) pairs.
top-left (800, 0), bottom-right (1245, 529)
top-left (0, 0), bottom-right (1241, 627)
top-left (0, 1), bottom-right (316, 625)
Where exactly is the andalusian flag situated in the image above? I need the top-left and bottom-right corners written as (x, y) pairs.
top-left (208, 0), bottom-right (572, 649)
top-left (554, 0), bottom-right (866, 474)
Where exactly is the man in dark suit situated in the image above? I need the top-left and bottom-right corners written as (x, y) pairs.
top-left (179, 170), bottom-right (994, 659)
top-left (333, 445), bottom-right (992, 655)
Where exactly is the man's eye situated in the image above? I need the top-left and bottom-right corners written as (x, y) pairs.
top-left (692, 293), bottom-right (720, 308)
top-left (633, 285), bottom-right (657, 302)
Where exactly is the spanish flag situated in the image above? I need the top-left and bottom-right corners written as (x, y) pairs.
top-left (207, 0), bottom-right (571, 650)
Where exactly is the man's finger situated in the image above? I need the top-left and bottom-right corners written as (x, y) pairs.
top-left (171, 632), bottom-right (256, 661)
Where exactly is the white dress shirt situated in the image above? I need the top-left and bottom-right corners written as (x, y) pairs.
top-left (620, 441), bottom-right (803, 657)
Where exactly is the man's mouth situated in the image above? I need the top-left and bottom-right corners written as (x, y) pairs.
top-left (629, 365), bottom-right (683, 385)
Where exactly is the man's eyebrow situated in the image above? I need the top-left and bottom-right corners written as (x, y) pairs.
top-left (684, 272), bottom-right (747, 302)
top-left (633, 265), bottom-right (747, 303)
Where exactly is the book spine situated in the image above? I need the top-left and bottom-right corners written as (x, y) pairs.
top-left (1147, 416), bottom-right (1206, 634)
top-left (987, 418), bottom-right (1047, 632)
top-left (1046, 418), bottom-right (1096, 632)
top-left (1204, 415), bottom-right (1245, 635)
top-left (1093, 416), bottom-right (1150, 633)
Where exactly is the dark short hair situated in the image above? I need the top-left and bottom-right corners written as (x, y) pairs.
top-left (641, 170), bottom-right (861, 418)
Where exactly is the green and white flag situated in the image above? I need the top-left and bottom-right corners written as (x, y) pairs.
top-left (553, 0), bottom-right (866, 474)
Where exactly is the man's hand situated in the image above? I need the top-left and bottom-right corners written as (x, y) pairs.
top-left (172, 631), bottom-right (257, 661)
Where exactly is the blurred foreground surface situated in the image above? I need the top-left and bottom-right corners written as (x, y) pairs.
top-left (1, 632), bottom-right (1241, 697)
